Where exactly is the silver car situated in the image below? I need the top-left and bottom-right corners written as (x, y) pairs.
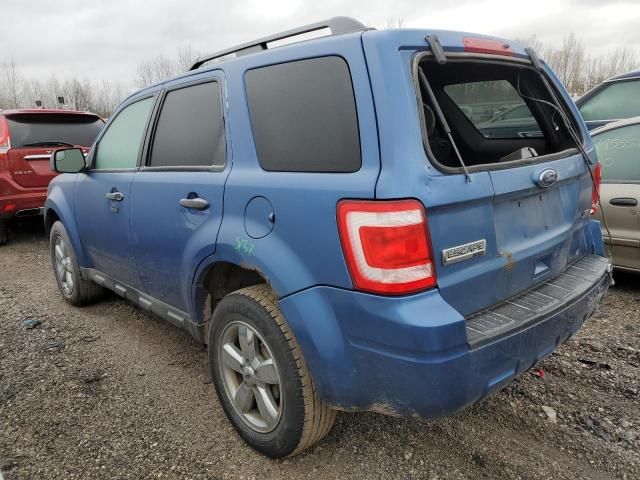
top-left (592, 117), bottom-right (640, 272)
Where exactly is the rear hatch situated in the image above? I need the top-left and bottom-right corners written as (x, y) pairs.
top-left (4, 112), bottom-right (103, 188)
top-left (365, 30), bottom-right (596, 317)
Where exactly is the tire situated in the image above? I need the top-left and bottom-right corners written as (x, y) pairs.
top-left (50, 221), bottom-right (104, 306)
top-left (208, 284), bottom-right (336, 458)
top-left (0, 222), bottom-right (7, 246)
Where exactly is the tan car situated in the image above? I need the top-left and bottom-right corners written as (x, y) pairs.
top-left (592, 117), bottom-right (640, 271)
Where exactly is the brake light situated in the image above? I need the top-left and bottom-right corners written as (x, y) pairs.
top-left (337, 199), bottom-right (437, 295)
top-left (0, 117), bottom-right (9, 154)
top-left (463, 37), bottom-right (513, 57)
top-left (590, 162), bottom-right (602, 215)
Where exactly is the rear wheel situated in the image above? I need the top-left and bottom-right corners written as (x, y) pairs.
top-left (50, 221), bottom-right (104, 305)
top-left (209, 285), bottom-right (336, 458)
top-left (0, 221), bottom-right (7, 246)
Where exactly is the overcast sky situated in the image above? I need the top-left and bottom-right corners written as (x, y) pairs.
top-left (5, 0), bottom-right (640, 89)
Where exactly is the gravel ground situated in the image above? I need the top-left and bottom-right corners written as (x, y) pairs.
top-left (1, 222), bottom-right (639, 480)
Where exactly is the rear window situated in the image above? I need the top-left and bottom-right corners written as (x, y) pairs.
top-left (245, 56), bottom-right (361, 173)
top-left (6, 114), bottom-right (104, 148)
top-left (149, 81), bottom-right (226, 168)
top-left (416, 59), bottom-right (577, 170)
top-left (593, 123), bottom-right (640, 182)
top-left (579, 80), bottom-right (640, 122)
top-left (444, 80), bottom-right (542, 139)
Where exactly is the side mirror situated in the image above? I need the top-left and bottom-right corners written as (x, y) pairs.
top-left (51, 148), bottom-right (86, 173)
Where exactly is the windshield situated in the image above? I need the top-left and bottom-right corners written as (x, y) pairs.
top-left (6, 114), bottom-right (104, 148)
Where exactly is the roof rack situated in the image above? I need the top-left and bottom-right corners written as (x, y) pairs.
top-left (189, 16), bottom-right (369, 70)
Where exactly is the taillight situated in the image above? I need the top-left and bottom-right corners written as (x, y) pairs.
top-left (590, 162), bottom-right (601, 215)
top-left (0, 116), bottom-right (9, 154)
top-left (337, 199), bottom-right (437, 295)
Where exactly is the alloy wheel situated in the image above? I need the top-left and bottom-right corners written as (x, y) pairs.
top-left (53, 236), bottom-right (74, 295)
top-left (218, 321), bottom-right (283, 433)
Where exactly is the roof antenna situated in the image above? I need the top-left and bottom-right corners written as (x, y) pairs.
top-left (418, 68), bottom-right (472, 182)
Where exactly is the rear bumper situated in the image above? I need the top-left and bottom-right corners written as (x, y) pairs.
top-left (0, 174), bottom-right (47, 221)
top-left (278, 254), bottom-right (611, 417)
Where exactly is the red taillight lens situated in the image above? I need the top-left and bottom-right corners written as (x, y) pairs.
top-left (590, 162), bottom-right (601, 215)
top-left (0, 117), bottom-right (8, 154)
top-left (337, 199), bottom-right (437, 295)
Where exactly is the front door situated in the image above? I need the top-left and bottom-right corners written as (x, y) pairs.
top-left (129, 79), bottom-right (229, 311)
top-left (593, 122), bottom-right (640, 271)
top-left (75, 96), bottom-right (156, 289)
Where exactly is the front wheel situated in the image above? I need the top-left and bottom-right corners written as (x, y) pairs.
top-left (50, 221), bottom-right (104, 305)
top-left (209, 285), bottom-right (336, 458)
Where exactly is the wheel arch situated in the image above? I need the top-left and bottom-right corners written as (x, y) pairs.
top-left (191, 258), bottom-right (269, 342)
top-left (44, 193), bottom-right (88, 267)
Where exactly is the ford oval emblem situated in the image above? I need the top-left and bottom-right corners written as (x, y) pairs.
top-left (536, 168), bottom-right (558, 188)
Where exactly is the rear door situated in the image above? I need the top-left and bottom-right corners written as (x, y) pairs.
top-left (592, 122), bottom-right (640, 270)
top-left (129, 77), bottom-right (229, 312)
top-left (5, 113), bottom-right (103, 188)
top-left (446, 77), bottom-right (592, 307)
top-left (75, 96), bottom-right (155, 289)
top-left (364, 31), bottom-right (596, 316)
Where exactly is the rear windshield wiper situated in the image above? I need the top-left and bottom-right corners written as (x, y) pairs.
top-left (21, 141), bottom-right (75, 148)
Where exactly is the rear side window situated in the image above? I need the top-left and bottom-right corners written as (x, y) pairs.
top-left (6, 114), bottom-right (104, 148)
top-left (94, 97), bottom-right (154, 170)
top-left (580, 81), bottom-right (640, 121)
top-left (245, 56), bottom-right (361, 172)
top-left (593, 124), bottom-right (640, 182)
top-left (149, 82), bottom-right (226, 168)
top-left (444, 80), bottom-right (541, 139)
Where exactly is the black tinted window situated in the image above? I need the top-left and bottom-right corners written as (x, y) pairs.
top-left (6, 114), bottom-right (104, 148)
top-left (245, 56), bottom-right (361, 172)
top-left (150, 82), bottom-right (226, 168)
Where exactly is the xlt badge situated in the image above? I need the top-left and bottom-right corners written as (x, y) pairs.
top-left (442, 239), bottom-right (487, 265)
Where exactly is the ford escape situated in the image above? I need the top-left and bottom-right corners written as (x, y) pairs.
top-left (44, 17), bottom-right (611, 457)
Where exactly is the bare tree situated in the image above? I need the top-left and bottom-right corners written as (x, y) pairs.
top-left (92, 80), bottom-right (126, 118)
top-left (62, 78), bottom-right (93, 111)
top-left (0, 57), bottom-right (22, 108)
top-left (520, 33), bottom-right (639, 95)
top-left (386, 18), bottom-right (405, 29)
top-left (175, 45), bottom-right (200, 71)
top-left (134, 45), bottom-right (201, 88)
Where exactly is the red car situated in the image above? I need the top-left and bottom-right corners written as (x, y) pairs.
top-left (0, 109), bottom-right (104, 244)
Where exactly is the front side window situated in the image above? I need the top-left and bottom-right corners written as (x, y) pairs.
top-left (94, 97), bottom-right (154, 170)
top-left (593, 123), bottom-right (640, 182)
top-left (445, 80), bottom-right (541, 139)
top-left (149, 82), bottom-right (226, 168)
top-left (580, 80), bottom-right (640, 122)
top-left (245, 56), bottom-right (361, 173)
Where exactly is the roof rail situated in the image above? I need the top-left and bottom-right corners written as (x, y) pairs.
top-left (189, 16), bottom-right (369, 71)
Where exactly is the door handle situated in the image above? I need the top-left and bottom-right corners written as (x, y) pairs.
top-left (179, 197), bottom-right (209, 210)
top-left (105, 191), bottom-right (124, 202)
top-left (609, 197), bottom-right (638, 207)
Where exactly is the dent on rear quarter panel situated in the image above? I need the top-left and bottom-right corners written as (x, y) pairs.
top-left (45, 176), bottom-right (87, 266)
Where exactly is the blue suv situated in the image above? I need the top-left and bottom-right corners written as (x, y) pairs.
top-left (45, 18), bottom-right (611, 457)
